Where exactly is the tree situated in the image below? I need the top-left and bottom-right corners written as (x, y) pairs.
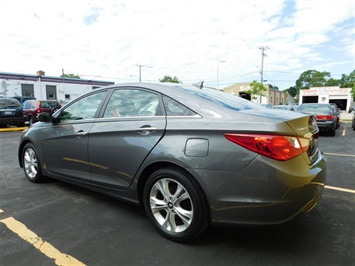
top-left (295, 70), bottom-right (330, 90)
top-left (268, 84), bottom-right (279, 90)
top-left (61, 73), bottom-right (80, 79)
top-left (325, 78), bottom-right (341, 86)
top-left (247, 80), bottom-right (267, 103)
top-left (159, 75), bottom-right (181, 83)
top-left (285, 86), bottom-right (297, 97)
top-left (339, 70), bottom-right (355, 88)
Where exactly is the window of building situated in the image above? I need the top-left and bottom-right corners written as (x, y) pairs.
top-left (21, 84), bottom-right (34, 97)
top-left (46, 85), bottom-right (57, 99)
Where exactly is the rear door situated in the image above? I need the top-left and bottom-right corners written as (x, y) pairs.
top-left (88, 87), bottom-right (166, 188)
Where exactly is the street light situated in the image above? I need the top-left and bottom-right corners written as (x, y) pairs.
top-left (217, 60), bottom-right (225, 90)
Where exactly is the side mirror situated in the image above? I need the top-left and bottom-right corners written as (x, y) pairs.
top-left (37, 112), bottom-right (52, 122)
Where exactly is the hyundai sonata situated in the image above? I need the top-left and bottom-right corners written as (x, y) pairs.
top-left (18, 82), bottom-right (326, 242)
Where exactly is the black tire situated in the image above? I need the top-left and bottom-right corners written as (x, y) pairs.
top-left (29, 116), bottom-right (36, 125)
top-left (143, 167), bottom-right (209, 242)
top-left (22, 143), bottom-right (46, 183)
top-left (330, 129), bottom-right (336, 136)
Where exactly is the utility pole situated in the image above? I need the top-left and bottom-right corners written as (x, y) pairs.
top-left (136, 64), bottom-right (152, 82)
top-left (259, 46), bottom-right (269, 85)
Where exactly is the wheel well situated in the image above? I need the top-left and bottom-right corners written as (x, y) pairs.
top-left (136, 162), bottom-right (209, 208)
top-left (18, 140), bottom-right (31, 167)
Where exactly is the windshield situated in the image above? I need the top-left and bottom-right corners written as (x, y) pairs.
top-left (298, 104), bottom-right (330, 113)
top-left (173, 85), bottom-right (262, 111)
top-left (0, 99), bottom-right (22, 108)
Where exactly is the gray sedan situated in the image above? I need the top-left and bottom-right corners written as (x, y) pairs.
top-left (18, 82), bottom-right (326, 242)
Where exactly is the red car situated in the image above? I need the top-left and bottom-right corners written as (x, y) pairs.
top-left (297, 103), bottom-right (337, 136)
top-left (23, 100), bottom-right (61, 124)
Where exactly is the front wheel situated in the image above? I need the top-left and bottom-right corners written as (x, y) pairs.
top-left (143, 167), bottom-right (209, 242)
top-left (22, 143), bottom-right (46, 183)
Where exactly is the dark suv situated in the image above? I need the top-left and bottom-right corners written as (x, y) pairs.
top-left (0, 97), bottom-right (25, 127)
top-left (12, 96), bottom-right (36, 104)
top-left (23, 100), bottom-right (61, 124)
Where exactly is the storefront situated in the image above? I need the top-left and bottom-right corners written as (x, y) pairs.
top-left (299, 86), bottom-right (353, 111)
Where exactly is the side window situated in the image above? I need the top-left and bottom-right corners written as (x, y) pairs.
top-left (103, 89), bottom-right (160, 118)
top-left (61, 91), bottom-right (107, 121)
top-left (162, 95), bottom-right (197, 116)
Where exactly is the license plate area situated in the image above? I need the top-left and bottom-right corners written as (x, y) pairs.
top-left (4, 111), bottom-right (14, 115)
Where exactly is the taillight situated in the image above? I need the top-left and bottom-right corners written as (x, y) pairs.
top-left (317, 115), bottom-right (334, 120)
top-left (224, 134), bottom-right (310, 161)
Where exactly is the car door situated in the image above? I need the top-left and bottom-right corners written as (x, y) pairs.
top-left (42, 90), bottom-right (108, 180)
top-left (88, 87), bottom-right (166, 188)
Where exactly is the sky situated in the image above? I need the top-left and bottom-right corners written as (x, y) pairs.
top-left (0, 0), bottom-right (354, 90)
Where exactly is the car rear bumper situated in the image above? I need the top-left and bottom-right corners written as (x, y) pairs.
top-left (0, 117), bottom-right (25, 125)
top-left (192, 150), bottom-right (327, 226)
top-left (316, 121), bottom-right (336, 131)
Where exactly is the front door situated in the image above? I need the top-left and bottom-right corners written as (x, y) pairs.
top-left (42, 90), bottom-right (108, 180)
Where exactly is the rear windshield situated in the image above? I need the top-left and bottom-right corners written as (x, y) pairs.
top-left (298, 104), bottom-right (330, 113)
top-left (0, 98), bottom-right (22, 108)
top-left (173, 85), bottom-right (261, 111)
top-left (40, 101), bottom-right (60, 108)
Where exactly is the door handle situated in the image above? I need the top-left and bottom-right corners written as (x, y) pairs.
top-left (137, 126), bottom-right (157, 135)
top-left (75, 130), bottom-right (88, 136)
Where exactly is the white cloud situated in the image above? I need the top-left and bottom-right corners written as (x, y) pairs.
top-left (0, 0), bottom-right (354, 89)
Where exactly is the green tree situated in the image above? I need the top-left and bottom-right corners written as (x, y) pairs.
top-left (295, 70), bottom-right (330, 90)
top-left (285, 86), bottom-right (297, 97)
top-left (159, 75), bottom-right (182, 83)
top-left (268, 84), bottom-right (279, 90)
top-left (325, 78), bottom-right (341, 86)
top-left (339, 70), bottom-right (355, 88)
top-left (61, 73), bottom-right (80, 79)
top-left (247, 80), bottom-right (267, 103)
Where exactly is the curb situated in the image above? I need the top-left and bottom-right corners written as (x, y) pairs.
top-left (0, 127), bottom-right (27, 132)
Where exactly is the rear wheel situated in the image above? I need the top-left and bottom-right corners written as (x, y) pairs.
top-left (22, 143), bottom-right (46, 183)
top-left (143, 167), bottom-right (209, 242)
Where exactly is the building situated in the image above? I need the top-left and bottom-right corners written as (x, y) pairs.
top-left (0, 71), bottom-right (115, 103)
top-left (223, 82), bottom-right (290, 105)
top-left (299, 86), bottom-right (353, 111)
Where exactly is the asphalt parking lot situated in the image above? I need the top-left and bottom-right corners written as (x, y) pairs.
top-left (0, 121), bottom-right (354, 266)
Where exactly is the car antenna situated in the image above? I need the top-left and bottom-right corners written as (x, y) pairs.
top-left (192, 81), bottom-right (204, 89)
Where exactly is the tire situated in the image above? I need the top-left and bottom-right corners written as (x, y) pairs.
top-left (143, 167), bottom-right (209, 242)
top-left (29, 117), bottom-right (36, 125)
top-left (22, 143), bottom-right (46, 183)
top-left (330, 129), bottom-right (335, 136)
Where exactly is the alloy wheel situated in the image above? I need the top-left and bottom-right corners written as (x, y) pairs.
top-left (149, 178), bottom-right (193, 233)
top-left (24, 147), bottom-right (38, 179)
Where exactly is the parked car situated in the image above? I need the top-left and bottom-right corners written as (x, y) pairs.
top-left (297, 103), bottom-right (337, 136)
top-left (0, 97), bottom-right (25, 127)
top-left (329, 103), bottom-right (341, 129)
top-left (12, 96), bottom-right (36, 104)
top-left (352, 111), bottom-right (355, 131)
top-left (349, 104), bottom-right (355, 113)
top-left (261, 104), bottom-right (274, 109)
top-left (18, 82), bottom-right (326, 242)
top-left (23, 100), bottom-right (61, 124)
top-left (273, 105), bottom-right (296, 111)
